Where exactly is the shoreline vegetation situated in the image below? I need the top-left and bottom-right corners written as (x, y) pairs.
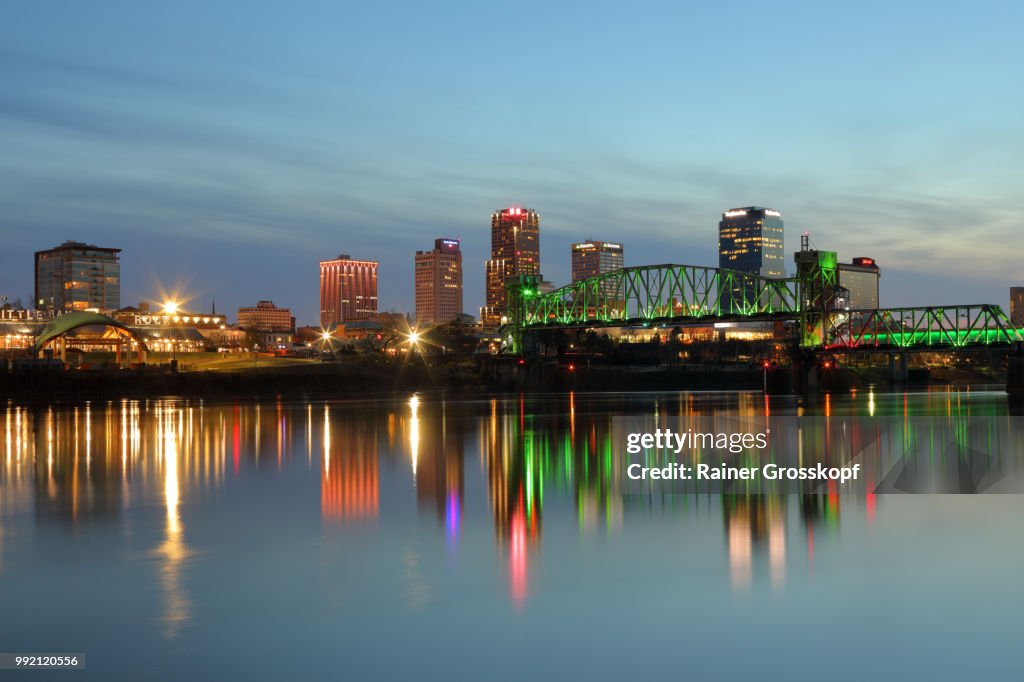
top-left (0, 352), bottom-right (1007, 403)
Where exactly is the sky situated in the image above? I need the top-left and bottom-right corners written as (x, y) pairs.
top-left (2, 0), bottom-right (1022, 325)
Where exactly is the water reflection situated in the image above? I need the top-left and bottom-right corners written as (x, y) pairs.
top-left (154, 405), bottom-right (190, 639)
top-left (412, 401), bottom-right (463, 544)
top-left (0, 389), bottom-right (1019, 626)
top-left (724, 496), bottom-right (786, 590)
top-left (321, 407), bottom-right (379, 522)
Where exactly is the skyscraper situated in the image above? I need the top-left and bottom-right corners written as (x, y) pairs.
top-left (319, 254), bottom-right (378, 328)
top-left (718, 207), bottom-right (784, 313)
top-left (718, 207), bottom-right (785, 276)
top-left (571, 239), bottom-right (624, 282)
top-left (482, 207), bottom-right (540, 331)
top-left (1011, 287), bottom-right (1024, 328)
top-left (34, 241), bottom-right (121, 312)
top-left (415, 238), bottom-right (463, 325)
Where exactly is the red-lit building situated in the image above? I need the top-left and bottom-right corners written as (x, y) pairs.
top-left (482, 207), bottom-right (540, 331)
top-left (415, 238), bottom-right (463, 325)
top-left (319, 254), bottom-right (378, 328)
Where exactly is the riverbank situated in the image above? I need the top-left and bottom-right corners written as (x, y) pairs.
top-left (0, 354), bottom-right (1010, 403)
top-left (0, 356), bottom-right (478, 402)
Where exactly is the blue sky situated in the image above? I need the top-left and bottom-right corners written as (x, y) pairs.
top-left (2, 1), bottom-right (1022, 324)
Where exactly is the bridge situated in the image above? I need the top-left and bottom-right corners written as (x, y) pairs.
top-left (504, 248), bottom-right (1023, 354)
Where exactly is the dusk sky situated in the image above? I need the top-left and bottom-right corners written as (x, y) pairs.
top-left (2, 1), bottom-right (1022, 325)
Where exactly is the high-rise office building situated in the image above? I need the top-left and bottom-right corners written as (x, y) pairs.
top-left (718, 207), bottom-right (785, 276)
top-left (1011, 287), bottom-right (1024, 328)
top-left (415, 238), bottom-right (463, 325)
top-left (718, 207), bottom-right (784, 312)
top-left (571, 240), bottom-right (624, 282)
top-left (35, 241), bottom-right (121, 312)
top-left (482, 207), bottom-right (540, 331)
top-left (319, 254), bottom-right (378, 328)
top-left (837, 257), bottom-right (881, 310)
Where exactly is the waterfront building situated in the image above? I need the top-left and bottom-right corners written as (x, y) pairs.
top-left (482, 207), bottom-right (540, 331)
top-left (571, 240), bottom-right (624, 282)
top-left (35, 241), bottom-right (121, 312)
top-left (837, 257), bottom-right (881, 310)
top-left (320, 254), bottom-right (378, 328)
top-left (113, 302), bottom-right (231, 353)
top-left (415, 238), bottom-right (463, 325)
top-left (1011, 287), bottom-right (1024, 328)
top-left (237, 300), bottom-right (294, 332)
top-left (0, 307), bottom-right (53, 352)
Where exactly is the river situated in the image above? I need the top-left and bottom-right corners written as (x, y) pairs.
top-left (1, 389), bottom-right (1021, 680)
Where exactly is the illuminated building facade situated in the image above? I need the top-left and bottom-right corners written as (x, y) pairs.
top-left (482, 207), bottom-right (540, 331)
top-left (237, 300), bottom-right (294, 332)
top-left (35, 241), bottom-right (121, 312)
top-left (718, 207), bottom-right (785, 276)
top-left (319, 255), bottom-right (378, 328)
top-left (1011, 287), bottom-right (1024, 328)
top-left (571, 240), bottom-right (624, 282)
top-left (415, 238), bottom-right (463, 325)
top-left (837, 257), bottom-right (881, 310)
top-left (572, 240), bottom-right (623, 306)
top-left (718, 207), bottom-right (784, 312)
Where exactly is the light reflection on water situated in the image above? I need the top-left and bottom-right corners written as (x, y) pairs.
top-left (0, 390), bottom-right (1022, 680)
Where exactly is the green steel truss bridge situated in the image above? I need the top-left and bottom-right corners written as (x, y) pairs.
top-left (516, 263), bottom-right (800, 325)
top-left (505, 251), bottom-right (1023, 353)
top-left (823, 305), bottom-right (1022, 351)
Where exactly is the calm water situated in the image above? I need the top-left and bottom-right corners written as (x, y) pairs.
top-left (1, 390), bottom-right (1022, 681)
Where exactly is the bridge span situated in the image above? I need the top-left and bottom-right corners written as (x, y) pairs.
top-left (504, 248), bottom-right (1022, 355)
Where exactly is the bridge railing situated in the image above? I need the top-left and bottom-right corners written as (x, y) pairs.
top-left (521, 264), bottom-right (801, 328)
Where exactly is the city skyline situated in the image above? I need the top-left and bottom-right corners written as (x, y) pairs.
top-left (2, 2), bottom-right (1023, 325)
top-left (5, 196), bottom-right (1022, 328)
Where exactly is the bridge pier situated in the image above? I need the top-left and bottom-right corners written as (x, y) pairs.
top-left (888, 353), bottom-right (908, 384)
top-left (1007, 347), bottom-right (1024, 398)
top-left (791, 352), bottom-right (818, 395)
